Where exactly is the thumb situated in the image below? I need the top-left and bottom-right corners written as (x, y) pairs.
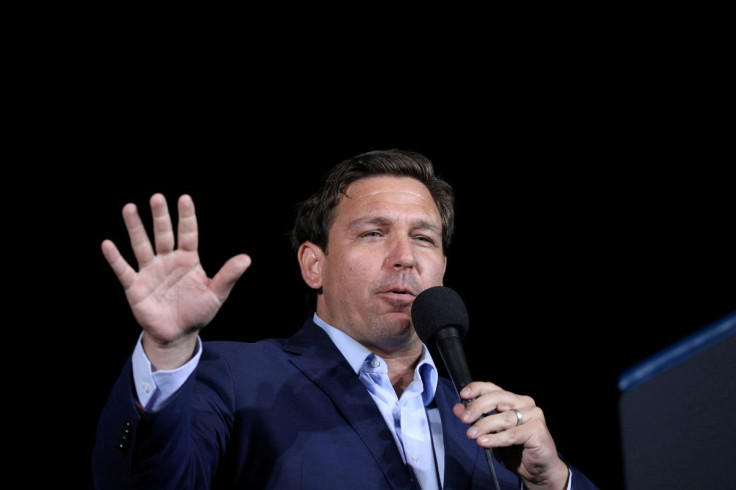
top-left (210, 254), bottom-right (252, 302)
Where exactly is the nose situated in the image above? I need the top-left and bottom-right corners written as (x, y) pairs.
top-left (387, 235), bottom-right (416, 270)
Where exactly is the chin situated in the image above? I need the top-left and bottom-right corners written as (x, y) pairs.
top-left (387, 319), bottom-right (417, 341)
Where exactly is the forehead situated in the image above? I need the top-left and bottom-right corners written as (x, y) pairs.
top-left (342, 176), bottom-right (435, 207)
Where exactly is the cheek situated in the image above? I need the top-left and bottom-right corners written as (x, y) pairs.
top-left (342, 261), bottom-right (374, 285)
top-left (418, 250), bottom-right (447, 276)
top-left (325, 250), bottom-right (372, 285)
top-left (342, 248), bottom-right (377, 273)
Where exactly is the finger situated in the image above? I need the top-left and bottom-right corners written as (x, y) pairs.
top-left (150, 193), bottom-right (175, 255)
top-left (122, 202), bottom-right (155, 267)
top-left (458, 382), bottom-right (504, 417)
top-left (474, 409), bottom-right (546, 449)
top-left (210, 254), bottom-right (252, 302)
top-left (458, 388), bottom-right (535, 426)
top-left (176, 194), bottom-right (198, 252)
top-left (464, 406), bottom-right (543, 445)
top-left (459, 385), bottom-right (515, 419)
top-left (459, 381), bottom-right (504, 401)
top-left (478, 408), bottom-right (525, 432)
top-left (101, 239), bottom-right (138, 290)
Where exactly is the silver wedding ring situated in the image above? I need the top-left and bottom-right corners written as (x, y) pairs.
top-left (512, 408), bottom-right (523, 426)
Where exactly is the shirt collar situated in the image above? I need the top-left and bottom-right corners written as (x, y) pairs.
top-left (312, 313), bottom-right (438, 405)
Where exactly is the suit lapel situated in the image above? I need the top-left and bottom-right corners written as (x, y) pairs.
top-left (284, 321), bottom-right (414, 489)
top-left (434, 383), bottom-right (476, 489)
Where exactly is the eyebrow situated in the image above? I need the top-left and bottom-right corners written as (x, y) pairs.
top-left (346, 216), bottom-right (442, 235)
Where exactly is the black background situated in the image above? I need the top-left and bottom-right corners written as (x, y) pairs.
top-left (23, 33), bottom-right (734, 490)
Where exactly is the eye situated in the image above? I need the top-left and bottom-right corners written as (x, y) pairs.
top-left (413, 235), bottom-right (436, 245)
top-left (361, 230), bottom-right (383, 238)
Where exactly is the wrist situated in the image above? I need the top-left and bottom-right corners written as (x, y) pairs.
top-left (142, 332), bottom-right (199, 371)
top-left (522, 461), bottom-right (570, 490)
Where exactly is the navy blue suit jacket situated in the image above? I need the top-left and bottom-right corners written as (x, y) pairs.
top-left (93, 319), bottom-right (598, 489)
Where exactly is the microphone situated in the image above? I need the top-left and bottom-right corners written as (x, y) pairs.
top-left (412, 286), bottom-right (502, 490)
top-left (411, 285), bottom-right (472, 401)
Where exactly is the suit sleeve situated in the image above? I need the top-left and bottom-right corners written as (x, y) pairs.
top-left (92, 352), bottom-right (236, 490)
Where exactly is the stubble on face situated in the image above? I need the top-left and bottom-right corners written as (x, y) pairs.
top-left (318, 176), bottom-right (447, 356)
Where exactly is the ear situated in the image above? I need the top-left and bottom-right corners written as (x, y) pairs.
top-left (297, 241), bottom-right (324, 290)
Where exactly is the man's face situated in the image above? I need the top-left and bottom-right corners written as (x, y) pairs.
top-left (313, 175), bottom-right (447, 355)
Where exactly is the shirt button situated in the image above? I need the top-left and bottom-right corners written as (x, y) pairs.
top-left (370, 358), bottom-right (380, 368)
top-left (411, 453), bottom-right (419, 462)
top-left (142, 383), bottom-right (152, 393)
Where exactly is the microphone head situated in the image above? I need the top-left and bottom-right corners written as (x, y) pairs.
top-left (411, 286), bottom-right (469, 344)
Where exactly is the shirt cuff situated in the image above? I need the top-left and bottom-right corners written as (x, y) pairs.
top-left (132, 333), bottom-right (202, 412)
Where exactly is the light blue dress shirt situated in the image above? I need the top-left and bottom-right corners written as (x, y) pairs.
top-left (312, 314), bottom-right (444, 490)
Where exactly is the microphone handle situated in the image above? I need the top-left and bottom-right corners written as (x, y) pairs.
top-left (434, 326), bottom-right (473, 402)
top-left (434, 327), bottom-right (501, 490)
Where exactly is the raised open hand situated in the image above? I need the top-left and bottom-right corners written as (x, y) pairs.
top-left (101, 193), bottom-right (251, 368)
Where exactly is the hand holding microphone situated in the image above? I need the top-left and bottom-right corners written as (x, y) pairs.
top-left (411, 286), bottom-right (571, 489)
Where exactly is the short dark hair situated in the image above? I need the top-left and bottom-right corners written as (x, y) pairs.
top-left (290, 149), bottom-right (455, 312)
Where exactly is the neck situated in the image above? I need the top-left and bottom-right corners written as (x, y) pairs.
top-left (383, 353), bottom-right (421, 397)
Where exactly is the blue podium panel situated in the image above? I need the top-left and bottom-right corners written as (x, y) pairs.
top-left (618, 311), bottom-right (736, 490)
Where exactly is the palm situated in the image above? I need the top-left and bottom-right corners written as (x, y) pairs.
top-left (125, 248), bottom-right (221, 341)
top-left (102, 193), bottom-right (251, 345)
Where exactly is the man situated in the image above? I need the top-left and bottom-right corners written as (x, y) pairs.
top-left (92, 149), bottom-right (598, 489)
